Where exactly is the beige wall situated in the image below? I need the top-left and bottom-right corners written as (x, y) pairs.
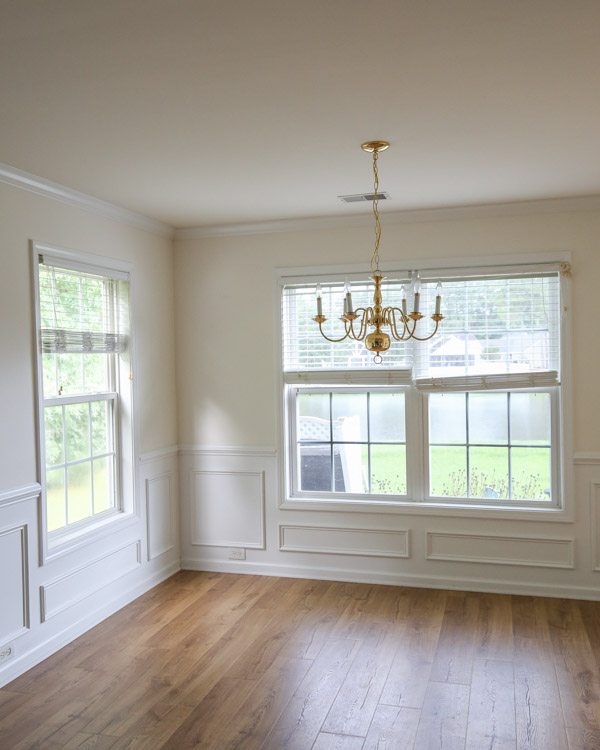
top-left (0, 181), bottom-right (178, 490)
top-left (174, 208), bottom-right (600, 453)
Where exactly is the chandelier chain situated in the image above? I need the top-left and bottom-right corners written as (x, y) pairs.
top-left (370, 149), bottom-right (381, 273)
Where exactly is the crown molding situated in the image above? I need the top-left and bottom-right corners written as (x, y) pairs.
top-left (175, 194), bottom-right (600, 240)
top-left (0, 162), bottom-right (173, 238)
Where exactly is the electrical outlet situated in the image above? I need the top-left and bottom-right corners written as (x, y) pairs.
top-left (0, 643), bottom-right (14, 662)
top-left (228, 548), bottom-right (246, 560)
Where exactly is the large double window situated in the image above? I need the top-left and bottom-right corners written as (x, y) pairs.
top-left (281, 261), bottom-right (566, 510)
top-left (34, 245), bottom-right (134, 545)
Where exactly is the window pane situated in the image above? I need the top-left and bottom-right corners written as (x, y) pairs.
top-left (57, 353), bottom-right (84, 394)
top-left (333, 444), bottom-right (367, 493)
top-left (468, 393), bottom-right (508, 444)
top-left (46, 468), bottom-right (66, 532)
top-left (67, 461), bottom-right (92, 524)
top-left (42, 353), bottom-right (57, 397)
top-left (370, 393), bottom-right (405, 442)
top-left (84, 353), bottom-right (107, 392)
top-left (93, 456), bottom-right (114, 513)
top-left (512, 447), bottom-right (551, 501)
top-left (298, 393), bottom-right (330, 442)
top-left (429, 393), bottom-right (466, 444)
top-left (91, 400), bottom-right (112, 455)
top-left (299, 444), bottom-right (331, 491)
top-left (510, 392), bottom-right (551, 445)
top-left (430, 446), bottom-right (467, 496)
top-left (44, 406), bottom-right (64, 466)
top-left (332, 393), bottom-right (367, 442)
top-left (371, 444), bottom-right (406, 495)
top-left (65, 403), bottom-right (91, 461)
top-left (469, 447), bottom-right (509, 499)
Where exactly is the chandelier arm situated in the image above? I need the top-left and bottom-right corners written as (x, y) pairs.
top-left (349, 310), bottom-right (368, 341)
top-left (317, 320), bottom-right (352, 343)
top-left (387, 307), bottom-right (409, 341)
top-left (410, 320), bottom-right (441, 342)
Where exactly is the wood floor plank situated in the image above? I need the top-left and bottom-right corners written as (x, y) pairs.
top-left (566, 727), bottom-right (600, 749)
top-left (362, 705), bottom-right (420, 750)
top-left (428, 590), bottom-right (479, 685)
top-left (261, 638), bottom-right (361, 750)
top-left (312, 733), bottom-right (365, 749)
top-left (379, 588), bottom-right (446, 708)
top-left (205, 654), bottom-right (312, 750)
top-left (512, 594), bottom-right (552, 641)
top-left (546, 598), bottom-right (600, 732)
top-left (474, 592), bottom-right (514, 660)
top-left (465, 657), bottom-right (516, 750)
top-left (413, 681), bottom-right (470, 750)
top-left (322, 622), bottom-right (402, 737)
top-left (514, 636), bottom-right (568, 750)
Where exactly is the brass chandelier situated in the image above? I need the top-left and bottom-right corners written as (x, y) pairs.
top-left (313, 141), bottom-right (443, 363)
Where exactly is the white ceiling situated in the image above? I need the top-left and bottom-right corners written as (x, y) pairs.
top-left (1, 0), bottom-right (600, 228)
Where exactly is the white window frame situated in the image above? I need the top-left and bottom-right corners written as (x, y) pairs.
top-left (276, 252), bottom-right (573, 521)
top-left (32, 241), bottom-right (139, 561)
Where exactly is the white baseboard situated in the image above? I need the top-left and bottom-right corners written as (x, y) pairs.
top-left (181, 557), bottom-right (600, 601)
top-left (0, 559), bottom-right (180, 688)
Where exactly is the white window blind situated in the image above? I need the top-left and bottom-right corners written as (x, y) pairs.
top-left (39, 258), bottom-right (129, 354)
top-left (413, 272), bottom-right (560, 382)
top-left (282, 279), bottom-right (411, 371)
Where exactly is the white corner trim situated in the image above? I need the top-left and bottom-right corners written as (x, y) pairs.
top-left (574, 452), bottom-right (600, 465)
top-left (0, 162), bottom-right (173, 238)
top-left (0, 483), bottom-right (41, 508)
top-left (139, 445), bottom-right (180, 463)
top-left (179, 444), bottom-right (277, 457)
top-left (175, 195), bottom-right (600, 240)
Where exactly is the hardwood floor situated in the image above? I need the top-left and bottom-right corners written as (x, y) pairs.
top-left (2, 572), bottom-right (600, 749)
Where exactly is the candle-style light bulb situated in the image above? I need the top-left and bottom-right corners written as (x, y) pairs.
top-left (400, 285), bottom-right (407, 318)
top-left (316, 283), bottom-right (323, 317)
top-left (413, 272), bottom-right (421, 314)
top-left (344, 279), bottom-right (354, 315)
top-left (435, 281), bottom-right (442, 316)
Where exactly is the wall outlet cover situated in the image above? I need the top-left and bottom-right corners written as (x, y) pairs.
top-left (0, 643), bottom-right (14, 662)
top-left (228, 548), bottom-right (246, 560)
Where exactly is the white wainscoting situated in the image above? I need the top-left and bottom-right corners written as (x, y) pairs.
top-left (591, 481), bottom-right (600, 572)
top-left (426, 531), bottom-right (574, 568)
top-left (279, 524), bottom-right (410, 558)
top-left (40, 540), bottom-right (142, 621)
top-left (146, 472), bottom-right (175, 560)
top-left (190, 469), bottom-right (265, 548)
top-left (0, 523), bottom-right (30, 642)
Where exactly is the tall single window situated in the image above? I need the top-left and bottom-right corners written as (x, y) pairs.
top-left (281, 262), bottom-right (566, 510)
top-left (34, 246), bottom-right (133, 541)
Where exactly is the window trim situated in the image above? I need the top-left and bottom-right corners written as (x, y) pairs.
top-left (32, 241), bottom-right (139, 563)
top-left (275, 252), bottom-right (574, 522)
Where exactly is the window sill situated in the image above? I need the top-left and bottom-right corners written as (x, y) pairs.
top-left (280, 496), bottom-right (571, 522)
top-left (45, 510), bottom-right (139, 563)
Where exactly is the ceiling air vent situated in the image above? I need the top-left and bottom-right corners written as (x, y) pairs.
top-left (338, 192), bottom-right (391, 203)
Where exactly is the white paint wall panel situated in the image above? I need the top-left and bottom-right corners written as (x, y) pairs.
top-left (146, 473), bottom-right (174, 560)
top-left (280, 524), bottom-right (409, 558)
top-left (426, 531), bottom-right (574, 568)
top-left (0, 524), bottom-right (29, 641)
top-left (190, 469), bottom-right (265, 548)
top-left (41, 540), bottom-right (141, 621)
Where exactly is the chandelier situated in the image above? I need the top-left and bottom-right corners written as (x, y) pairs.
top-left (313, 141), bottom-right (443, 364)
